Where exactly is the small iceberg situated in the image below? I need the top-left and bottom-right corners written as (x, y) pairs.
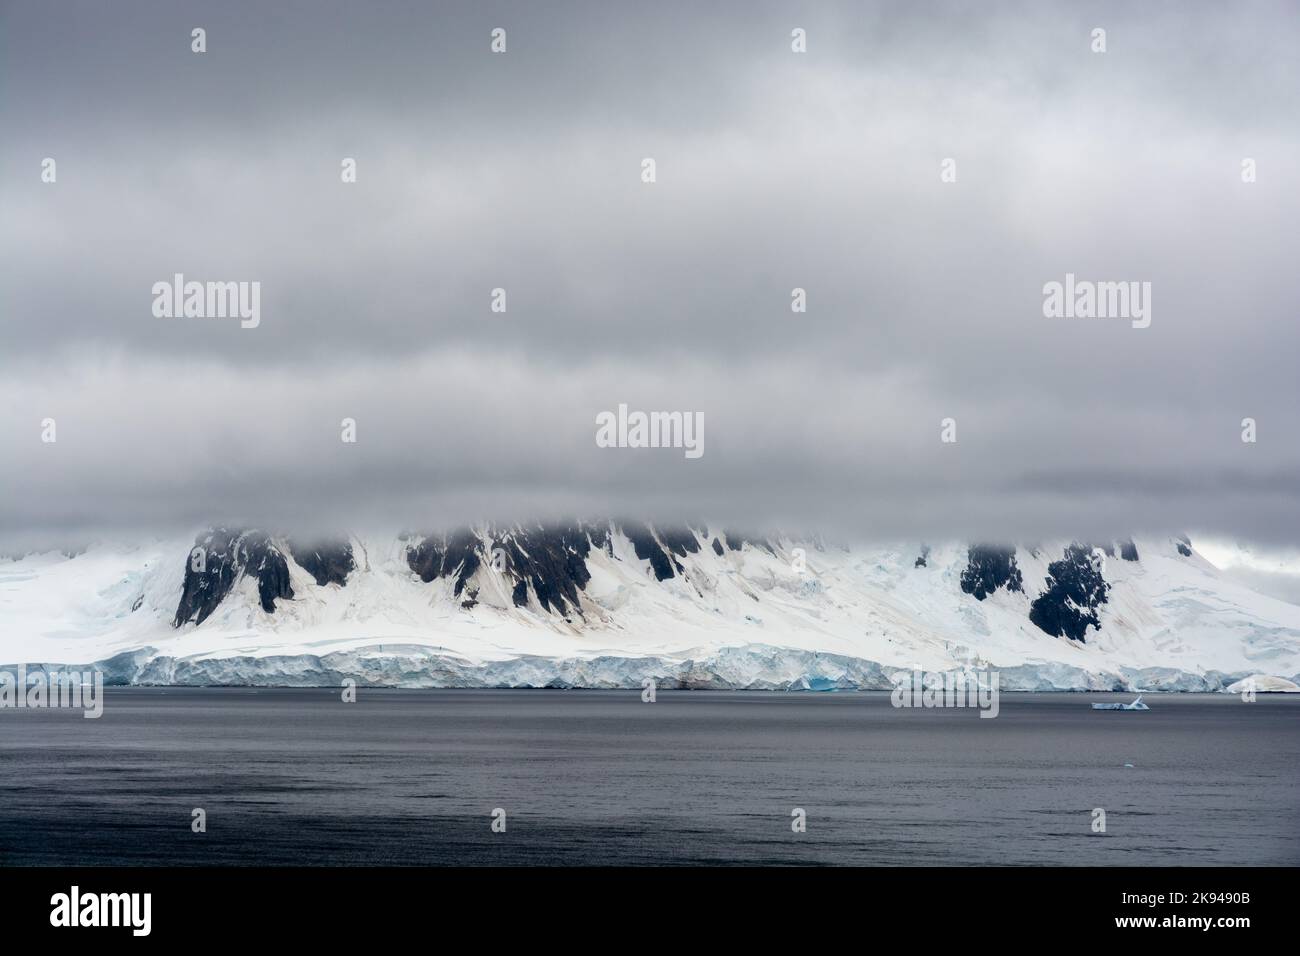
top-left (1092, 694), bottom-right (1149, 711)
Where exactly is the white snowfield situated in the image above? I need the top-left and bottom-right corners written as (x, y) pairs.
top-left (2, 530), bottom-right (1299, 691)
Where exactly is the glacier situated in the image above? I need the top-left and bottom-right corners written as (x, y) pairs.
top-left (2, 524), bottom-right (1299, 692)
top-left (12, 642), bottom-right (1270, 693)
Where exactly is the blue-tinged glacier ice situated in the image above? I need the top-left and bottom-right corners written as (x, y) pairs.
top-left (3, 527), bottom-right (1299, 691)
top-left (3, 643), bottom-right (1260, 694)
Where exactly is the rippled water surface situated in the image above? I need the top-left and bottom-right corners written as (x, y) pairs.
top-left (1, 689), bottom-right (1295, 865)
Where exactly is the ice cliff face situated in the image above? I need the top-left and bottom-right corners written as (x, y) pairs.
top-left (3, 524), bottom-right (1300, 691)
top-left (50, 643), bottom-right (1273, 693)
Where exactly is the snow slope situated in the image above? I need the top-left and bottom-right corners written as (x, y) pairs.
top-left (2, 527), bottom-right (1299, 690)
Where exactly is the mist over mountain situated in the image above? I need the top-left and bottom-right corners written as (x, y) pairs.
top-left (4, 521), bottom-right (1298, 692)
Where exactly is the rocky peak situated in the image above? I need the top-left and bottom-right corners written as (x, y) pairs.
top-left (174, 528), bottom-right (294, 626)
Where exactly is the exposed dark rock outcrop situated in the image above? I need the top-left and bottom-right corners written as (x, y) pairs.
top-left (587, 522), bottom-right (612, 554)
top-left (1176, 535), bottom-right (1193, 557)
top-left (174, 528), bottom-right (294, 627)
top-left (959, 545), bottom-right (1023, 600)
top-left (656, 525), bottom-right (701, 557)
top-left (723, 531), bottom-right (776, 555)
top-left (406, 529), bottom-right (481, 596)
top-left (621, 521), bottom-right (676, 581)
top-left (404, 522), bottom-right (603, 617)
top-left (1029, 543), bottom-right (1110, 643)
top-left (401, 520), bottom-right (716, 614)
top-left (494, 522), bottom-right (596, 616)
top-left (289, 539), bottom-right (354, 586)
top-left (168, 525), bottom-right (1146, 646)
top-left (460, 586), bottom-right (479, 610)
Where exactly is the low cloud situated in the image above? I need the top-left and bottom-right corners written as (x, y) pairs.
top-left (1, 1), bottom-right (1297, 546)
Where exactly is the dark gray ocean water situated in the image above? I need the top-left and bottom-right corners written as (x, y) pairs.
top-left (0, 689), bottom-right (1295, 865)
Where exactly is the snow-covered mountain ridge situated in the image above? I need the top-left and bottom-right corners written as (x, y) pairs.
top-left (3, 523), bottom-right (1299, 691)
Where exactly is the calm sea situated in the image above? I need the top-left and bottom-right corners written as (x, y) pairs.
top-left (0, 689), bottom-right (1295, 865)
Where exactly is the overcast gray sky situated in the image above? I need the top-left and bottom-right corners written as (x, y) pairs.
top-left (1, 0), bottom-right (1297, 546)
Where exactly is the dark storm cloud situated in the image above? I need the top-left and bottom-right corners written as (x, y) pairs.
top-left (1, 0), bottom-right (1297, 543)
